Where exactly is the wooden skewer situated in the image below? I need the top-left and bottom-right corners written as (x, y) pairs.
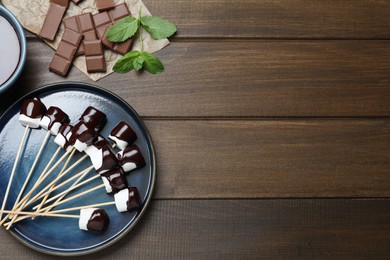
top-left (11, 148), bottom-right (73, 212)
top-left (21, 165), bottom-right (94, 209)
top-left (33, 171), bottom-right (99, 209)
top-left (33, 148), bottom-right (76, 215)
top-left (8, 131), bottom-right (51, 223)
top-left (38, 184), bottom-right (105, 213)
top-left (3, 201), bottom-right (115, 227)
top-left (37, 143), bottom-right (118, 213)
top-left (6, 166), bottom-right (94, 225)
top-left (0, 210), bottom-right (79, 221)
top-left (11, 149), bottom-right (83, 212)
top-left (0, 125), bottom-right (30, 221)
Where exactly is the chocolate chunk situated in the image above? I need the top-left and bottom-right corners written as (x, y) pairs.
top-left (63, 16), bottom-right (85, 56)
top-left (108, 3), bottom-right (130, 21)
top-left (84, 40), bottom-right (103, 56)
top-left (93, 3), bottom-right (133, 55)
top-left (39, 0), bottom-right (69, 41)
top-left (86, 208), bottom-right (109, 232)
top-left (86, 55), bottom-right (106, 73)
top-left (49, 27), bottom-right (83, 76)
top-left (78, 13), bottom-right (95, 33)
top-left (96, 0), bottom-right (116, 11)
top-left (84, 39), bottom-right (106, 73)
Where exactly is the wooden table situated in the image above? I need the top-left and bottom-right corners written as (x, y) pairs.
top-left (1, 0), bottom-right (390, 258)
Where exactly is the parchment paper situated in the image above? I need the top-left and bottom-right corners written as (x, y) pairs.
top-left (2, 0), bottom-right (170, 81)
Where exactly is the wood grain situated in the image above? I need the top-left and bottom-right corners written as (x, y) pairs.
top-left (2, 40), bottom-right (390, 117)
top-left (0, 199), bottom-right (389, 259)
top-left (142, 0), bottom-right (390, 39)
top-left (147, 119), bottom-right (390, 199)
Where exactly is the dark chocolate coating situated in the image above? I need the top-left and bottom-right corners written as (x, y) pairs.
top-left (93, 134), bottom-right (109, 149)
top-left (58, 123), bottom-right (73, 149)
top-left (68, 121), bottom-right (97, 147)
top-left (126, 186), bottom-right (142, 213)
top-left (20, 97), bottom-right (47, 119)
top-left (118, 145), bottom-right (146, 170)
top-left (101, 168), bottom-right (128, 194)
top-left (97, 144), bottom-right (119, 174)
top-left (79, 106), bottom-right (106, 132)
top-left (109, 121), bottom-right (137, 145)
top-left (86, 208), bottom-right (109, 232)
top-left (44, 106), bottom-right (70, 129)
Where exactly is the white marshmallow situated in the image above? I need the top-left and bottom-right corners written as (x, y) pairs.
top-left (73, 139), bottom-right (88, 152)
top-left (85, 146), bottom-right (103, 172)
top-left (114, 189), bottom-right (129, 212)
top-left (39, 116), bottom-right (50, 131)
top-left (19, 114), bottom-right (41, 128)
top-left (79, 208), bottom-right (98, 231)
top-left (108, 135), bottom-right (128, 150)
top-left (122, 162), bottom-right (137, 172)
top-left (40, 116), bottom-right (62, 135)
top-left (101, 176), bottom-right (112, 193)
top-left (50, 122), bottom-right (62, 135)
top-left (54, 133), bottom-right (66, 148)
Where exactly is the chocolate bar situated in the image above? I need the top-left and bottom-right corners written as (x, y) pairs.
top-left (39, 0), bottom-right (69, 41)
top-left (96, 0), bottom-right (116, 11)
top-left (93, 3), bottom-right (133, 55)
top-left (77, 13), bottom-right (99, 58)
top-left (85, 40), bottom-right (106, 73)
top-left (63, 16), bottom-right (85, 55)
top-left (49, 28), bottom-right (83, 76)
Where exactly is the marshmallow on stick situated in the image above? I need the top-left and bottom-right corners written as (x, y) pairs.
top-left (1, 208), bottom-right (110, 233)
top-left (5, 186), bottom-right (141, 227)
top-left (9, 107), bottom-right (70, 224)
top-left (0, 98), bottom-right (46, 221)
top-left (117, 145), bottom-right (146, 173)
top-left (108, 121), bottom-right (137, 150)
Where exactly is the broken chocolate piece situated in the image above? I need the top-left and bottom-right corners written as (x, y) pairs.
top-left (93, 3), bottom-right (133, 55)
top-left (85, 40), bottom-right (106, 73)
top-left (96, 0), bottom-right (116, 11)
top-left (108, 3), bottom-right (130, 21)
top-left (40, 0), bottom-right (69, 41)
top-left (49, 27), bottom-right (83, 76)
top-left (63, 16), bottom-right (85, 55)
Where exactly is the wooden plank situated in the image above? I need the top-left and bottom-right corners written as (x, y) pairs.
top-left (146, 119), bottom-right (390, 198)
top-left (143, 0), bottom-right (390, 39)
top-left (2, 40), bottom-right (390, 117)
top-left (1, 199), bottom-right (389, 258)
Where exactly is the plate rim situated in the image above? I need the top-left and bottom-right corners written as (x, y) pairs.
top-left (0, 81), bottom-right (156, 256)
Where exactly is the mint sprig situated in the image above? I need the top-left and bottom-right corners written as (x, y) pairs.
top-left (106, 16), bottom-right (139, 42)
top-left (113, 51), bottom-right (164, 74)
top-left (106, 7), bottom-right (176, 75)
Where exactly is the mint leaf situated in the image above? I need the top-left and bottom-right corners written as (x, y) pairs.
top-left (140, 16), bottom-right (177, 40)
top-left (106, 16), bottom-right (139, 42)
top-left (140, 52), bottom-right (164, 74)
top-left (133, 56), bottom-right (145, 71)
top-left (113, 51), bottom-right (141, 73)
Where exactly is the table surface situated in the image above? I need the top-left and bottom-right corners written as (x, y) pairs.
top-left (1, 0), bottom-right (390, 259)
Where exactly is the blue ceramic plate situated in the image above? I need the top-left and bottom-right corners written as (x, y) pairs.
top-left (0, 82), bottom-right (156, 255)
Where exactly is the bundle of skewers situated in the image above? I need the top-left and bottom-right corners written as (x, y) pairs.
top-left (0, 97), bottom-right (146, 233)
